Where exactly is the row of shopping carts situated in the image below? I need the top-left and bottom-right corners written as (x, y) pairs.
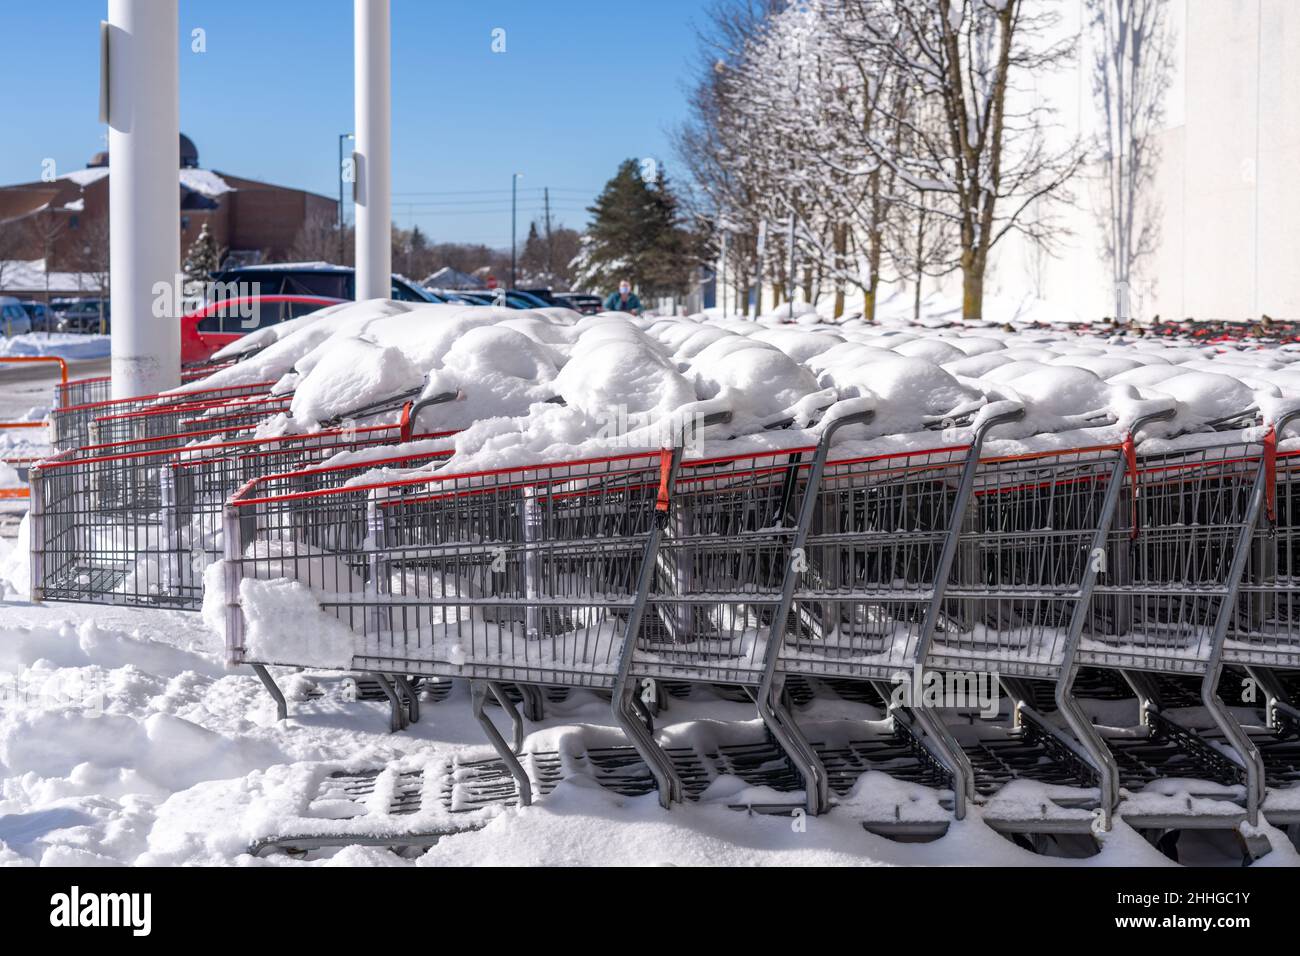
top-left (32, 373), bottom-right (458, 608)
top-left (25, 361), bottom-right (1300, 843)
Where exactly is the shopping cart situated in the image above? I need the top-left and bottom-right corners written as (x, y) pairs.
top-left (55, 375), bottom-right (112, 410)
top-left (82, 392), bottom-right (294, 447)
top-left (29, 421), bottom-right (455, 610)
top-left (1217, 412), bottom-right (1300, 811)
top-left (222, 398), bottom-right (1003, 810)
top-left (1073, 408), bottom-right (1300, 826)
top-left (50, 380), bottom-right (279, 451)
top-left (55, 362), bottom-right (227, 412)
top-left (1227, 419), bottom-right (1300, 675)
top-left (223, 441), bottom-right (688, 804)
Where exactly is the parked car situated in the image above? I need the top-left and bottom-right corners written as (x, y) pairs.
top-left (519, 287), bottom-right (560, 305)
top-left (553, 292), bottom-right (602, 315)
top-left (181, 294), bottom-right (345, 364)
top-left (0, 297), bottom-right (33, 337)
top-left (206, 264), bottom-right (445, 304)
top-left (429, 290), bottom-right (493, 305)
top-left (51, 298), bottom-right (110, 334)
top-left (19, 301), bottom-right (54, 332)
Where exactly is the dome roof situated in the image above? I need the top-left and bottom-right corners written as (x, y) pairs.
top-left (179, 134), bottom-right (199, 168)
top-left (87, 134), bottom-right (199, 169)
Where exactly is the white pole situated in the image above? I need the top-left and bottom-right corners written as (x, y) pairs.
top-left (354, 0), bottom-right (391, 301)
top-left (107, 0), bottom-right (180, 398)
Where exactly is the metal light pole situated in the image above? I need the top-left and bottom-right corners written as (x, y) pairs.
top-left (338, 132), bottom-right (353, 265)
top-left (354, 0), bottom-right (391, 300)
top-left (510, 172), bottom-right (523, 288)
top-left (106, 0), bottom-right (181, 398)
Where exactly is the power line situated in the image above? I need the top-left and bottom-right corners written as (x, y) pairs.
top-left (391, 186), bottom-right (598, 197)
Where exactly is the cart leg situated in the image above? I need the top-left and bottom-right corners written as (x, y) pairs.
top-left (1203, 664), bottom-right (1267, 826)
top-left (1120, 670), bottom-right (1162, 727)
top-left (518, 684), bottom-right (545, 722)
top-left (911, 703), bottom-right (974, 820)
top-left (614, 683), bottom-right (682, 807)
top-left (394, 675), bottom-right (419, 724)
top-left (1054, 666), bottom-right (1120, 829)
top-left (758, 673), bottom-right (830, 815)
top-left (629, 689), bottom-right (655, 734)
top-left (251, 664), bottom-right (288, 721)
top-left (373, 674), bottom-right (408, 733)
top-left (473, 680), bottom-right (532, 807)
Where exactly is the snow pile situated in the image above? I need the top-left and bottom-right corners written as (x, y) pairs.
top-left (237, 577), bottom-right (355, 670)
top-left (415, 326), bottom-right (560, 432)
top-left (0, 333), bottom-right (110, 360)
top-left (289, 339), bottom-right (424, 426)
top-left (173, 297), bottom-right (1300, 480)
top-left (557, 336), bottom-right (693, 421)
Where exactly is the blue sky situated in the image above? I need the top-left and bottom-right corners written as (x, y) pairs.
top-left (0, 0), bottom-right (705, 246)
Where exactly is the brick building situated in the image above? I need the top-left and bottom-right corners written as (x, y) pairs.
top-left (0, 134), bottom-right (337, 293)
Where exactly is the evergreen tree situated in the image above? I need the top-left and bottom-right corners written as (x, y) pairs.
top-left (519, 221), bottom-right (548, 284)
top-left (575, 159), bottom-right (699, 298)
top-left (182, 223), bottom-right (225, 304)
top-left (409, 225), bottom-right (429, 258)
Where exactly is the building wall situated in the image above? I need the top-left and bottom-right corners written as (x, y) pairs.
top-left (179, 204), bottom-right (230, 260)
top-left (0, 170), bottom-right (336, 282)
top-left (983, 0), bottom-right (1300, 323)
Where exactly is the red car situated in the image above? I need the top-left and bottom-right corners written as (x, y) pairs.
top-left (181, 294), bottom-right (344, 364)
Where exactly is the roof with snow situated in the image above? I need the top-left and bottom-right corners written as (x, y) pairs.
top-left (0, 259), bottom-right (105, 294)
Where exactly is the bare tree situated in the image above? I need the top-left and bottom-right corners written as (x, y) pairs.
top-left (73, 218), bottom-right (111, 327)
top-left (0, 223), bottom-right (27, 293)
top-left (76, 218), bottom-right (111, 294)
top-left (1088, 0), bottom-right (1173, 322)
top-left (26, 209), bottom-right (69, 302)
top-left (286, 213), bottom-right (350, 265)
top-left (849, 0), bottom-right (1084, 320)
top-left (673, 0), bottom-right (786, 316)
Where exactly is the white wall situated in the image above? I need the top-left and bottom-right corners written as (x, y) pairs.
top-left (989, 0), bottom-right (1300, 323)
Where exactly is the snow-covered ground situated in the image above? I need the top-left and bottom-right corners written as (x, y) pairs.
top-left (0, 333), bottom-right (110, 361)
top-left (1, 589), bottom-right (1233, 867)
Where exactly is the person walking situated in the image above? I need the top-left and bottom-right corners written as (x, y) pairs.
top-left (604, 280), bottom-right (643, 315)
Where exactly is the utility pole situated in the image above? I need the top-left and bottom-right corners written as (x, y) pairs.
top-left (511, 172), bottom-right (523, 288)
top-left (107, 0), bottom-right (180, 397)
top-left (543, 186), bottom-right (553, 281)
top-left (354, 0), bottom-right (391, 300)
